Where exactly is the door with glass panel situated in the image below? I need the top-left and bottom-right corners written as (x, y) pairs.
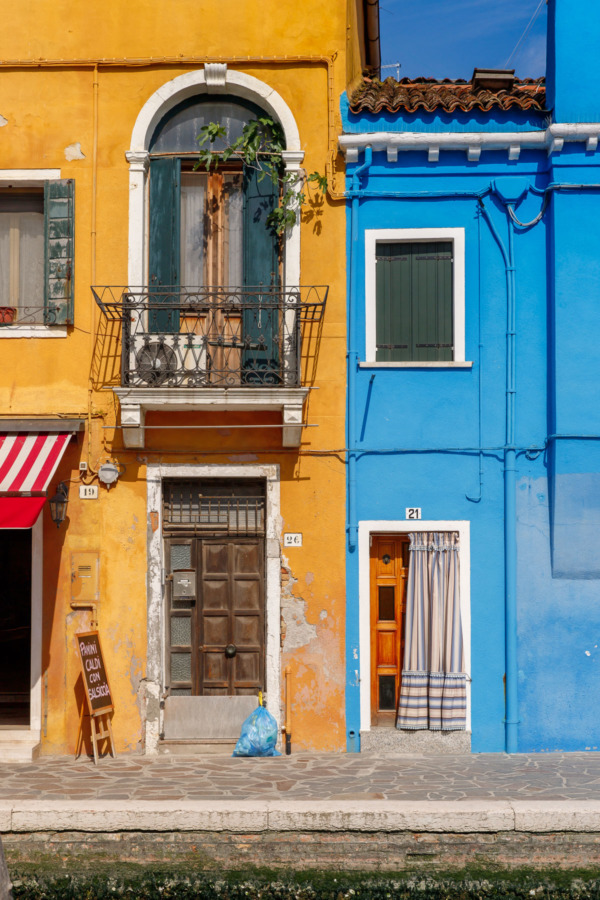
top-left (370, 535), bottom-right (408, 726)
top-left (163, 480), bottom-right (266, 701)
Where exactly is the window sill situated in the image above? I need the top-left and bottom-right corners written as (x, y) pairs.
top-left (359, 361), bottom-right (473, 369)
top-left (0, 325), bottom-right (67, 338)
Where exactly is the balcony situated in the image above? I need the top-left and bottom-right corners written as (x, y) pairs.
top-left (92, 286), bottom-right (327, 448)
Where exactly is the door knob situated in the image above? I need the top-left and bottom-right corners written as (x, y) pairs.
top-left (225, 644), bottom-right (237, 658)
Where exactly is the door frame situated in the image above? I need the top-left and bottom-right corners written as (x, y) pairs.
top-left (358, 520), bottom-right (471, 734)
top-left (146, 463), bottom-right (281, 745)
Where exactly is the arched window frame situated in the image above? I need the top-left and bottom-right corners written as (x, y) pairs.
top-left (125, 67), bottom-right (304, 290)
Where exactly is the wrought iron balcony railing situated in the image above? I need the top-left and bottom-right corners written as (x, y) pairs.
top-left (92, 286), bottom-right (327, 389)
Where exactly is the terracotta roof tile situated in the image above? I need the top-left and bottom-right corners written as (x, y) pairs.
top-left (349, 76), bottom-right (546, 115)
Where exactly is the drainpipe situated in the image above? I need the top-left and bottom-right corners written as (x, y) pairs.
top-left (479, 199), bottom-right (519, 754)
top-left (347, 147), bottom-right (373, 552)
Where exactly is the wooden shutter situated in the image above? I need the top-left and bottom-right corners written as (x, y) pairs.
top-left (148, 157), bottom-right (180, 333)
top-left (375, 241), bottom-right (453, 362)
top-left (412, 241), bottom-right (453, 362)
top-left (242, 165), bottom-right (280, 381)
top-left (375, 242), bottom-right (411, 362)
top-left (44, 179), bottom-right (74, 325)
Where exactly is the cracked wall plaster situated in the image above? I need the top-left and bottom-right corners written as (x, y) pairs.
top-left (280, 559), bottom-right (317, 651)
top-left (0, 115), bottom-right (7, 127)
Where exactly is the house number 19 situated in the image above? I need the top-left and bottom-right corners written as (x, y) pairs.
top-left (405, 508), bottom-right (422, 520)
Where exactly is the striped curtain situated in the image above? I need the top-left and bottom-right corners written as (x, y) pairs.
top-left (396, 532), bottom-right (467, 731)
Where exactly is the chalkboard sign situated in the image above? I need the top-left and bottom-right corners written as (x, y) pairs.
top-left (76, 630), bottom-right (113, 716)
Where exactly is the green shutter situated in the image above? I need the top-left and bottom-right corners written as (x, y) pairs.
top-left (412, 242), bottom-right (453, 362)
top-left (148, 157), bottom-right (180, 333)
top-left (375, 241), bottom-right (453, 362)
top-left (375, 243), bottom-right (412, 362)
top-left (242, 165), bottom-right (280, 382)
top-left (44, 179), bottom-right (74, 325)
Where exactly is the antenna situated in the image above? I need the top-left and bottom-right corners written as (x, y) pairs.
top-left (381, 62), bottom-right (401, 80)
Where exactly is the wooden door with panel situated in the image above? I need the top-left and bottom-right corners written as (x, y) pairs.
top-left (370, 534), bottom-right (409, 726)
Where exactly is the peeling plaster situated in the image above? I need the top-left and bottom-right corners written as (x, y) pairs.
top-left (280, 559), bottom-right (317, 652)
top-left (64, 142), bottom-right (86, 161)
top-left (0, 115), bottom-right (7, 127)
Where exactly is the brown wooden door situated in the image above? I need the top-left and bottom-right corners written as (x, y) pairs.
top-left (370, 535), bottom-right (408, 726)
top-left (166, 537), bottom-right (265, 696)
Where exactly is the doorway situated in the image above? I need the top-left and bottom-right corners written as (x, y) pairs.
top-left (370, 534), bottom-right (408, 727)
top-left (161, 479), bottom-right (267, 741)
top-left (0, 529), bottom-right (32, 727)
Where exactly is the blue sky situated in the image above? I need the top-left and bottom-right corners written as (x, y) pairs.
top-left (379, 0), bottom-right (547, 81)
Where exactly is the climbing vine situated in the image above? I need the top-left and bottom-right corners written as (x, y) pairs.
top-left (196, 116), bottom-right (327, 235)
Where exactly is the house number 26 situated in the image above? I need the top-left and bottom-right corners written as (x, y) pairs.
top-left (405, 508), bottom-right (422, 520)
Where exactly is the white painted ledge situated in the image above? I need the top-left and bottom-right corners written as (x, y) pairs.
top-left (0, 326), bottom-right (67, 339)
top-left (339, 122), bottom-right (600, 163)
top-left (114, 386), bottom-right (309, 448)
top-left (359, 361), bottom-right (473, 369)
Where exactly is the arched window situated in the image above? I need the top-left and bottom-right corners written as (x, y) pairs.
top-left (147, 96), bottom-right (281, 296)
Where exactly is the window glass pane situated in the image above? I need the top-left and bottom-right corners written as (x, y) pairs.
top-left (171, 544), bottom-right (192, 569)
top-left (19, 212), bottom-right (44, 316)
top-left (171, 616), bottom-right (191, 647)
top-left (224, 173), bottom-right (243, 286)
top-left (378, 586), bottom-right (395, 621)
top-left (180, 172), bottom-right (206, 286)
top-left (170, 688), bottom-right (192, 696)
top-left (171, 652), bottom-right (191, 683)
top-left (0, 215), bottom-right (9, 305)
top-left (379, 675), bottom-right (396, 710)
top-left (150, 99), bottom-right (259, 153)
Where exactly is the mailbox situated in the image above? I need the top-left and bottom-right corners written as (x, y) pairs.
top-left (173, 569), bottom-right (196, 598)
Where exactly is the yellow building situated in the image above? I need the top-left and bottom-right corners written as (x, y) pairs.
top-left (0, 1), bottom-right (379, 759)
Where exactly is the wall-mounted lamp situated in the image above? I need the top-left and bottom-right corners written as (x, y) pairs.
top-left (98, 461), bottom-right (122, 490)
top-left (49, 481), bottom-right (69, 528)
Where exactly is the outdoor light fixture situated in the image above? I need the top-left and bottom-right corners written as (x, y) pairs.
top-left (49, 481), bottom-right (69, 528)
top-left (97, 461), bottom-right (121, 490)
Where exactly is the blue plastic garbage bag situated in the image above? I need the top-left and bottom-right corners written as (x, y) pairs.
top-left (232, 705), bottom-right (281, 757)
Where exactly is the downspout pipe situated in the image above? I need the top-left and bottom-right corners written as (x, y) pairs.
top-left (479, 198), bottom-right (519, 754)
top-left (347, 146), bottom-right (373, 552)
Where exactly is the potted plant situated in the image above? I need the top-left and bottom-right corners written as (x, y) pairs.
top-left (0, 307), bottom-right (16, 325)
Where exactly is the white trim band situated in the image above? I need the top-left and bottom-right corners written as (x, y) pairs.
top-left (340, 123), bottom-right (600, 163)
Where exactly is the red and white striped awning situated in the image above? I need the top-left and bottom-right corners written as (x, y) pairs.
top-left (0, 432), bottom-right (73, 528)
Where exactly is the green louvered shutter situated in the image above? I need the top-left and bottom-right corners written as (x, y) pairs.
top-left (375, 243), bottom-right (412, 362)
top-left (148, 157), bottom-right (180, 333)
top-left (412, 241), bottom-right (453, 362)
top-left (375, 241), bottom-right (453, 362)
top-left (242, 165), bottom-right (280, 382)
top-left (44, 179), bottom-right (74, 325)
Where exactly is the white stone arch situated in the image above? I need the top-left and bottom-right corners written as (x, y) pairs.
top-left (125, 66), bottom-right (303, 286)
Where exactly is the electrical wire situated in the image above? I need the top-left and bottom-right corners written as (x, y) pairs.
top-left (505, 0), bottom-right (546, 69)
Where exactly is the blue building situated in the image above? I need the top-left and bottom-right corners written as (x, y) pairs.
top-left (341, 0), bottom-right (600, 754)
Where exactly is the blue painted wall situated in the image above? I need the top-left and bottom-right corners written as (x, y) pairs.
top-left (344, 0), bottom-right (600, 753)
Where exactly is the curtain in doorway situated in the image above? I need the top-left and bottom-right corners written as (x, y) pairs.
top-left (396, 532), bottom-right (467, 731)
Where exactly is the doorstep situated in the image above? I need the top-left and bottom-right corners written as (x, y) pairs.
top-left (158, 738), bottom-right (237, 756)
top-left (0, 729), bottom-right (41, 762)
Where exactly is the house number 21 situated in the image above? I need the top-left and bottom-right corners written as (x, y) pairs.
top-left (405, 508), bottom-right (422, 520)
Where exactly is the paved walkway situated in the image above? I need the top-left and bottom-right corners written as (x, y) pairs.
top-left (1, 751), bottom-right (600, 802)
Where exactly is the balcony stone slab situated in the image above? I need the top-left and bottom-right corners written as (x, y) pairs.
top-left (114, 386), bottom-right (309, 448)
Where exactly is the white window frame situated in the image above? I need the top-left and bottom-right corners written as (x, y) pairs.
top-left (357, 519), bottom-right (471, 733)
top-left (126, 69), bottom-right (303, 290)
top-left (364, 227), bottom-right (467, 367)
top-left (0, 169), bottom-right (67, 339)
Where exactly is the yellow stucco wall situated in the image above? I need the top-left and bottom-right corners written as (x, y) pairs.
top-left (0, 0), bottom-right (364, 755)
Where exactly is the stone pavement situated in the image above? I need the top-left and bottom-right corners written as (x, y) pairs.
top-left (1, 751), bottom-right (600, 802)
top-left (3, 753), bottom-right (600, 871)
